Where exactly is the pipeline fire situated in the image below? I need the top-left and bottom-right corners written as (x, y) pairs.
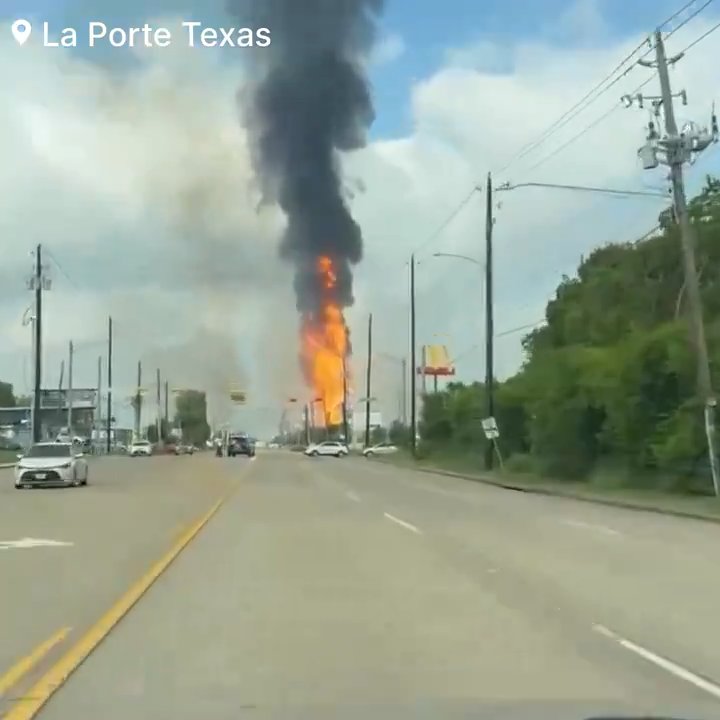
top-left (301, 256), bottom-right (349, 427)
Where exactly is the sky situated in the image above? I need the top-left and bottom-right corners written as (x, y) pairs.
top-left (0, 0), bottom-right (719, 437)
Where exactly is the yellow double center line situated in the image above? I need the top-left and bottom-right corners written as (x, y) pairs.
top-left (4, 466), bottom-right (245, 720)
top-left (0, 628), bottom-right (71, 698)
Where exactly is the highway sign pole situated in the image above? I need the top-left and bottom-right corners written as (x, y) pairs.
top-left (365, 313), bottom-right (373, 449)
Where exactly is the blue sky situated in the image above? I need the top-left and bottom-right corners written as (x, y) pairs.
top-left (2, 0), bottom-right (705, 137)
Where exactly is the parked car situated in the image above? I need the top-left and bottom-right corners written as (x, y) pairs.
top-left (129, 439), bottom-right (153, 457)
top-left (175, 443), bottom-right (195, 455)
top-left (362, 442), bottom-right (398, 458)
top-left (304, 441), bottom-right (349, 458)
top-left (14, 442), bottom-right (89, 488)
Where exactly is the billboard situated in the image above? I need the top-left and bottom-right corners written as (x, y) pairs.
top-left (40, 388), bottom-right (97, 408)
top-left (418, 345), bottom-right (455, 377)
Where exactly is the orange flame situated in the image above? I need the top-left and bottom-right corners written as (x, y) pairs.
top-left (300, 256), bottom-right (349, 427)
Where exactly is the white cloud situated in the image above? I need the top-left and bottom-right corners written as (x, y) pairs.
top-left (369, 32), bottom-right (405, 66)
top-left (1, 8), bottom-right (719, 435)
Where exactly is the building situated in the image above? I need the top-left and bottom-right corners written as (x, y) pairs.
top-left (0, 388), bottom-right (97, 447)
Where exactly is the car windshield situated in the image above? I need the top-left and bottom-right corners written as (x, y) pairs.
top-left (25, 444), bottom-right (71, 458)
top-left (133, 441), bottom-right (150, 446)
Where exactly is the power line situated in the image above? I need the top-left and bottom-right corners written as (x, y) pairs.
top-left (411, 185), bottom-right (481, 256)
top-left (525, 75), bottom-right (655, 173)
top-left (665, 0), bottom-right (717, 37)
top-left (495, 43), bottom-right (647, 175)
top-left (494, 0), bottom-right (714, 178)
top-left (677, 16), bottom-right (720, 51)
top-left (44, 248), bottom-right (80, 291)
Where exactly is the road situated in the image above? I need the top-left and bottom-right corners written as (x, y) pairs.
top-left (2, 452), bottom-right (720, 719)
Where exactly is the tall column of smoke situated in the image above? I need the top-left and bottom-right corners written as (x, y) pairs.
top-left (228, 0), bottom-right (384, 412)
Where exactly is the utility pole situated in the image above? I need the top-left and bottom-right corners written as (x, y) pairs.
top-left (401, 357), bottom-right (408, 426)
top-left (134, 361), bottom-right (142, 439)
top-left (67, 340), bottom-right (74, 434)
top-left (342, 355), bottom-right (349, 443)
top-left (156, 368), bottom-right (162, 443)
top-left (365, 313), bottom-right (373, 448)
top-left (57, 359), bottom-right (64, 432)
top-left (484, 172), bottom-right (495, 471)
top-left (164, 380), bottom-right (169, 427)
top-left (32, 244), bottom-right (43, 443)
top-left (629, 30), bottom-right (719, 495)
top-left (304, 403), bottom-right (310, 445)
top-left (106, 316), bottom-right (112, 453)
top-left (96, 355), bottom-right (102, 452)
top-left (409, 254), bottom-right (417, 456)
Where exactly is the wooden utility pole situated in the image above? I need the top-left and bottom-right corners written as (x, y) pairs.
top-left (365, 313), bottom-right (373, 448)
top-left (484, 172), bottom-right (495, 470)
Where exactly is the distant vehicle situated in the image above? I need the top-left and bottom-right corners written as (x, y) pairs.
top-left (0, 436), bottom-right (23, 452)
top-left (228, 433), bottom-right (255, 458)
top-left (304, 441), bottom-right (348, 458)
top-left (14, 442), bottom-right (89, 489)
top-left (129, 439), bottom-right (153, 457)
top-left (363, 442), bottom-right (398, 458)
top-left (268, 442), bottom-right (281, 449)
top-left (175, 443), bottom-right (195, 455)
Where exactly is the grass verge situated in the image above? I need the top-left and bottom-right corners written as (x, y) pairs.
top-left (375, 451), bottom-right (720, 521)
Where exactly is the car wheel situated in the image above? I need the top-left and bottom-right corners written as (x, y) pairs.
top-left (311, 450), bottom-right (319, 457)
top-left (365, 451), bottom-right (374, 457)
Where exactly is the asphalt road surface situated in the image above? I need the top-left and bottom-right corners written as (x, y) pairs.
top-left (2, 451), bottom-right (720, 719)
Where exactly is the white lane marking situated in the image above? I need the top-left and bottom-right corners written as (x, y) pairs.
top-left (561, 518), bottom-right (621, 537)
top-left (346, 491), bottom-right (360, 502)
top-left (383, 512), bottom-right (421, 534)
top-left (0, 537), bottom-right (74, 550)
top-left (593, 624), bottom-right (720, 700)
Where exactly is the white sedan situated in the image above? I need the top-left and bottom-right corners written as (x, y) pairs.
top-left (362, 442), bottom-right (398, 458)
top-left (15, 442), bottom-right (89, 489)
top-left (129, 440), bottom-right (153, 457)
top-left (304, 441), bottom-right (349, 458)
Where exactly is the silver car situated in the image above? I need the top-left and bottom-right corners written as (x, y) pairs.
top-left (14, 442), bottom-right (89, 489)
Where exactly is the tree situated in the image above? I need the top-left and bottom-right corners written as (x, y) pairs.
top-left (416, 176), bottom-right (720, 493)
top-left (174, 390), bottom-right (210, 446)
top-left (0, 382), bottom-right (16, 407)
top-left (370, 426), bottom-right (386, 445)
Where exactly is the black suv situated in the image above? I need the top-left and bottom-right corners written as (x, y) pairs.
top-left (228, 434), bottom-right (255, 458)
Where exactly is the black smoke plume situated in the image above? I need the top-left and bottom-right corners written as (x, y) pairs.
top-left (227, 0), bottom-right (384, 316)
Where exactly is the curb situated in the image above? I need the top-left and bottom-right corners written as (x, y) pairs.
top-left (375, 459), bottom-right (720, 525)
top-left (0, 463), bottom-right (15, 469)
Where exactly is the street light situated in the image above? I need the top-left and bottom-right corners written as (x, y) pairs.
top-left (432, 252), bottom-right (483, 266)
top-left (496, 180), bottom-right (669, 198)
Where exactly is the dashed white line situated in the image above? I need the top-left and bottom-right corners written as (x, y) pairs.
top-left (346, 491), bottom-right (360, 502)
top-left (561, 518), bottom-right (621, 537)
top-left (593, 624), bottom-right (720, 700)
top-left (383, 512), bottom-right (421, 534)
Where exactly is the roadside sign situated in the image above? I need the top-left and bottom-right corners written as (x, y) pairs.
top-left (230, 391), bottom-right (247, 404)
top-left (481, 417), bottom-right (499, 439)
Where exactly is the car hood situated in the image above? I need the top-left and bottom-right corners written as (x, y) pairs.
top-left (18, 457), bottom-right (72, 468)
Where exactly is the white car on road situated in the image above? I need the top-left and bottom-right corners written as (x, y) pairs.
top-left (129, 440), bottom-right (153, 457)
top-left (362, 442), bottom-right (398, 458)
top-left (304, 441), bottom-right (349, 458)
top-left (15, 442), bottom-right (89, 489)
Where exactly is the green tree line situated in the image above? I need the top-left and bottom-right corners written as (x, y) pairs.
top-left (418, 176), bottom-right (720, 494)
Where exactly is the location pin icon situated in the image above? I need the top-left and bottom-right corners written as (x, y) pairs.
top-left (12, 19), bottom-right (32, 45)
